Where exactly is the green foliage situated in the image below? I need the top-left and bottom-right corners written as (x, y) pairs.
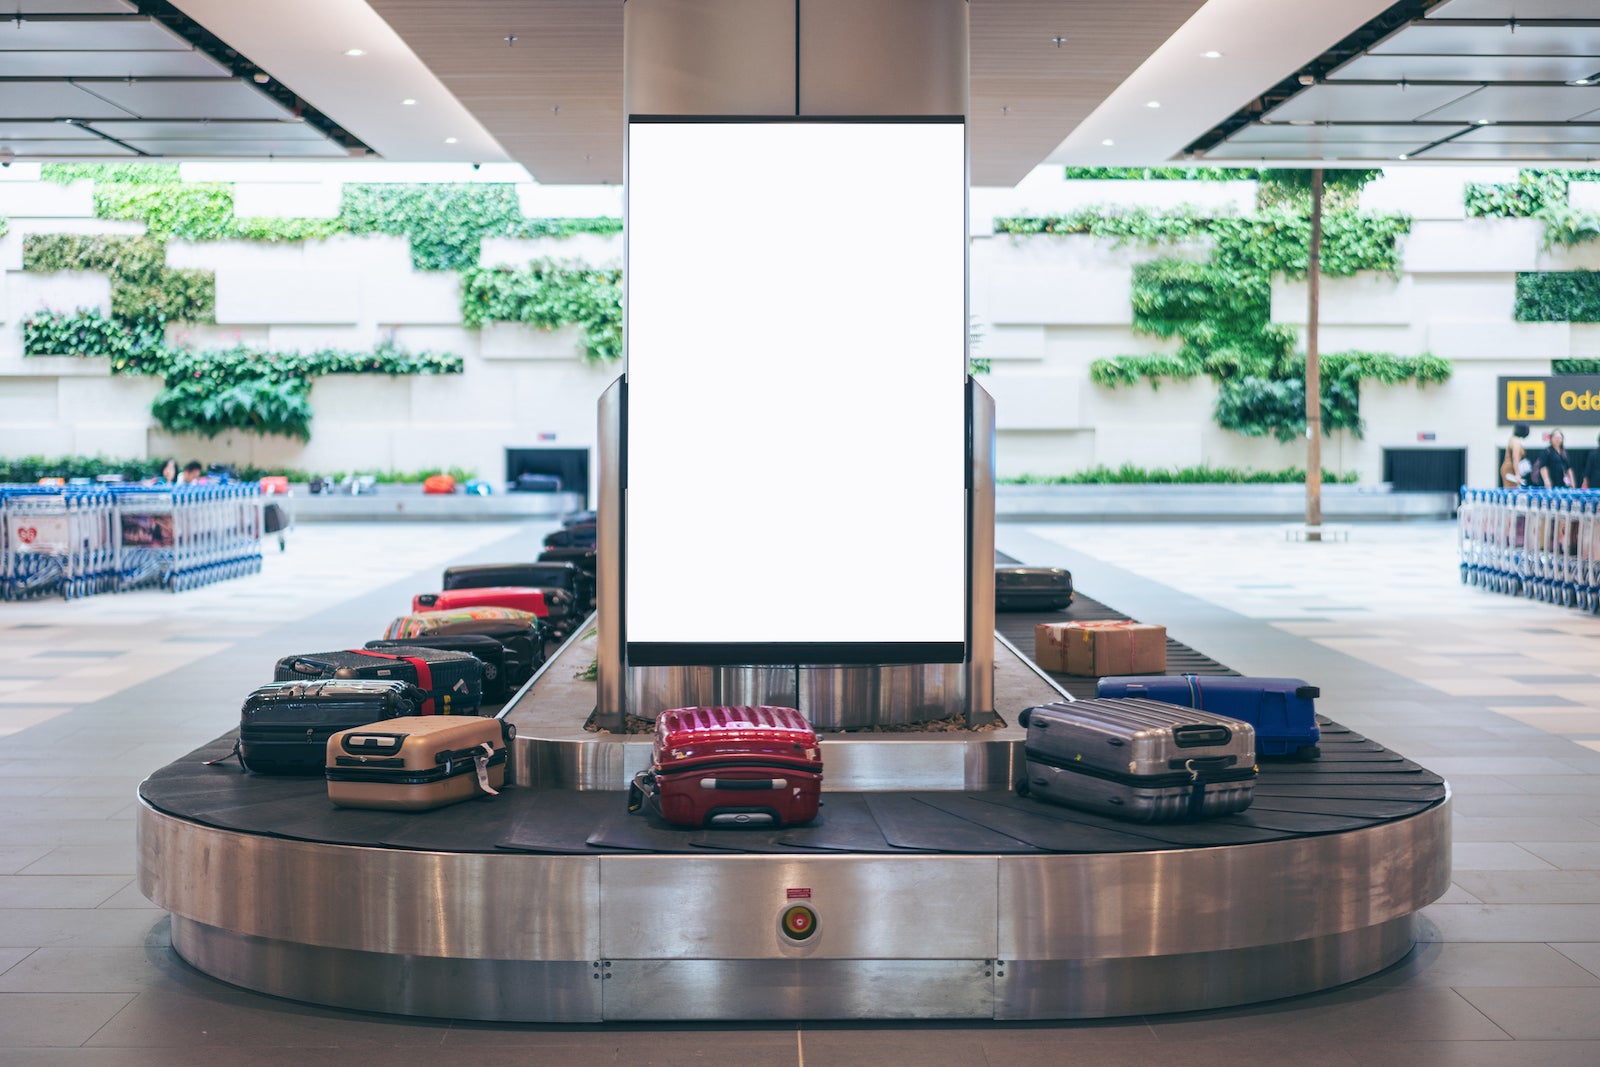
top-left (1002, 203), bottom-right (1429, 440)
top-left (1555, 359), bottom-right (1600, 373)
top-left (93, 182), bottom-right (235, 241)
top-left (24, 234), bottom-right (216, 324)
top-left (460, 259), bottom-right (623, 361)
top-left (1254, 168), bottom-right (1381, 211)
top-left (151, 373), bottom-right (314, 442)
top-left (1061, 167), bottom-right (1260, 181)
top-left (21, 310), bottom-right (461, 439)
top-left (40, 162), bottom-right (181, 185)
top-left (1463, 170), bottom-right (1575, 218)
top-left (1463, 170), bottom-right (1600, 249)
top-left (1515, 271), bottom-right (1600, 322)
top-left (518, 217), bottom-right (624, 239)
top-left (1001, 464), bottom-right (1358, 485)
top-left (340, 183), bottom-right (523, 270)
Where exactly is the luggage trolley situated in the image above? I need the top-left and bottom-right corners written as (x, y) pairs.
top-left (0, 485), bottom-right (117, 600)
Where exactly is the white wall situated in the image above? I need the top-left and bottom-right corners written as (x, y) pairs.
top-left (0, 164), bottom-right (1594, 488)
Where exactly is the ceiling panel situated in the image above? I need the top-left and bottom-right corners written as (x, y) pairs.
top-left (121, 137), bottom-right (350, 157)
top-left (1231, 121), bottom-right (1466, 143)
top-left (0, 81), bottom-right (136, 120)
top-left (0, 120), bottom-right (100, 140)
top-left (1414, 139), bottom-right (1600, 159)
top-left (1456, 122), bottom-right (1600, 142)
top-left (15, 1), bottom-right (136, 11)
top-left (0, 137), bottom-right (136, 155)
top-left (1428, 0), bottom-right (1600, 17)
top-left (1371, 23), bottom-right (1600, 57)
top-left (85, 80), bottom-right (296, 121)
top-left (1263, 82), bottom-right (1481, 122)
top-left (1421, 84), bottom-right (1600, 121)
top-left (0, 49), bottom-right (230, 78)
top-left (1202, 140), bottom-right (1421, 160)
top-left (89, 119), bottom-right (330, 142)
top-left (0, 15), bottom-right (190, 51)
top-left (1327, 53), bottom-right (1600, 83)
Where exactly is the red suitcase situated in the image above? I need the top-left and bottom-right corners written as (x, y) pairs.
top-left (639, 706), bottom-right (823, 828)
top-left (412, 586), bottom-right (563, 618)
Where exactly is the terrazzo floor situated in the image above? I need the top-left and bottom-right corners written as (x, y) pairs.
top-left (0, 517), bottom-right (1596, 1065)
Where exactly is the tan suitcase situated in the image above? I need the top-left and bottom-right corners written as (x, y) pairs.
top-left (325, 715), bottom-right (514, 811)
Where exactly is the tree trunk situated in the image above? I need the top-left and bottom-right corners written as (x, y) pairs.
top-left (1306, 168), bottom-right (1324, 541)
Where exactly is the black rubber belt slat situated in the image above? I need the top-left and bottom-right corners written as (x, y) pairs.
top-left (777, 793), bottom-right (917, 853)
top-left (864, 793), bottom-right (1044, 853)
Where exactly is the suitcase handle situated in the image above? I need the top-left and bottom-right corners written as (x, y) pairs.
top-left (699, 778), bottom-right (787, 791)
top-left (341, 733), bottom-right (403, 756)
top-left (1173, 724), bottom-right (1231, 747)
top-left (1169, 754), bottom-right (1237, 773)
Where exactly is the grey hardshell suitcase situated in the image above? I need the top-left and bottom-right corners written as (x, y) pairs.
top-left (1016, 698), bottom-right (1257, 822)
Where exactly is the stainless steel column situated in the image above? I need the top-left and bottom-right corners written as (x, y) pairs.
top-left (595, 377), bottom-right (625, 731)
top-left (968, 380), bottom-right (996, 724)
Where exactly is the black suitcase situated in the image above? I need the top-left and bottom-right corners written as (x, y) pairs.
top-left (273, 648), bottom-right (483, 715)
top-left (538, 546), bottom-right (597, 577)
top-left (239, 679), bottom-right (424, 775)
top-left (995, 566), bottom-right (1073, 612)
top-left (561, 509), bottom-right (597, 527)
top-left (380, 616), bottom-right (547, 691)
top-left (542, 522), bottom-right (596, 549)
top-left (512, 473), bottom-right (562, 493)
top-left (366, 635), bottom-right (511, 704)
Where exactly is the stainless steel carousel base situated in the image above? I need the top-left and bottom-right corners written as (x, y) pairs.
top-left (139, 791), bottom-right (1451, 1022)
top-left (168, 913), bottom-right (1418, 1022)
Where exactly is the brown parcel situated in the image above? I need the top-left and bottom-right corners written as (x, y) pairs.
top-left (1035, 621), bottom-right (1167, 676)
top-left (325, 715), bottom-right (513, 811)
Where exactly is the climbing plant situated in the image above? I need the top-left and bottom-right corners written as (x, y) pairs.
top-left (1515, 271), bottom-right (1600, 322)
top-left (22, 309), bottom-right (462, 441)
top-left (460, 260), bottom-right (623, 362)
top-left (998, 176), bottom-right (1449, 441)
top-left (1463, 169), bottom-right (1600, 250)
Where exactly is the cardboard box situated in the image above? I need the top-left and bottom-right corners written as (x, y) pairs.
top-left (1035, 621), bottom-right (1167, 676)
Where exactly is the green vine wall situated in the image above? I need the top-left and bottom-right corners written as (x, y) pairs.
top-left (14, 163), bottom-right (622, 439)
top-left (996, 198), bottom-right (1444, 441)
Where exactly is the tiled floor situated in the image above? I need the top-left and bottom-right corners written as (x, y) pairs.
top-left (1, 517), bottom-right (1599, 1064)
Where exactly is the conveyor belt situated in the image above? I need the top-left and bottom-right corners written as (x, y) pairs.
top-left (141, 715), bottom-right (1443, 856)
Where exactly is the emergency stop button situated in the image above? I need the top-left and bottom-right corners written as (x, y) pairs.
top-left (780, 903), bottom-right (818, 941)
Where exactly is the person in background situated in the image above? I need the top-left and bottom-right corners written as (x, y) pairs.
top-left (1501, 423), bottom-right (1532, 488)
top-left (177, 460), bottom-right (205, 484)
top-left (155, 458), bottom-right (178, 484)
top-left (1583, 431), bottom-right (1600, 490)
top-left (1537, 429), bottom-right (1575, 489)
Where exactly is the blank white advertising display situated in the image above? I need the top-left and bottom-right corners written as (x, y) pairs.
top-left (626, 120), bottom-right (967, 663)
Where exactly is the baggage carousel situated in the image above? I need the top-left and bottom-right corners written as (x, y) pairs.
top-left (136, 592), bottom-right (1451, 1023)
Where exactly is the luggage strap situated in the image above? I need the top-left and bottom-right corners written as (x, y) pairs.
top-left (351, 650), bottom-right (434, 713)
top-left (1184, 759), bottom-right (1206, 818)
top-left (472, 743), bottom-right (499, 796)
top-left (204, 737), bottom-right (245, 772)
top-left (1184, 674), bottom-right (1202, 710)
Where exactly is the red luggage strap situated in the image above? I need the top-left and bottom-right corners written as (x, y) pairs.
top-left (351, 650), bottom-right (436, 713)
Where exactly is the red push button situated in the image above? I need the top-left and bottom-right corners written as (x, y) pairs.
top-left (781, 904), bottom-right (818, 941)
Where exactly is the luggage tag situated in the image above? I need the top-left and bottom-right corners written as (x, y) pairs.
top-left (472, 742), bottom-right (500, 796)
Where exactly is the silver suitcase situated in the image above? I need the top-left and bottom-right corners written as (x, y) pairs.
top-left (1016, 698), bottom-right (1257, 822)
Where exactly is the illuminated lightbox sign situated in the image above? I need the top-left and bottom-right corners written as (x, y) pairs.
top-left (625, 119), bottom-right (967, 665)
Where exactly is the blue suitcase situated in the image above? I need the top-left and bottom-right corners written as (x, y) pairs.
top-left (1095, 675), bottom-right (1321, 760)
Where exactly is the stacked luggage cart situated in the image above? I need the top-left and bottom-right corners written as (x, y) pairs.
top-left (1458, 487), bottom-right (1600, 609)
top-left (0, 482), bottom-right (264, 600)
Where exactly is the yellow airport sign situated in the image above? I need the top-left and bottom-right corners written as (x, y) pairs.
top-left (1499, 375), bottom-right (1600, 426)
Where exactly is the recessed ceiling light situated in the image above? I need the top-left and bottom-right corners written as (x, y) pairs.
top-left (1475, 118), bottom-right (1491, 125)
top-left (1297, 73), bottom-right (1316, 86)
top-left (251, 72), bottom-right (269, 84)
top-left (401, 98), bottom-right (417, 106)
top-left (1571, 78), bottom-right (1594, 86)
top-left (1101, 138), bottom-right (1115, 146)
top-left (1289, 119), bottom-right (1314, 126)
top-left (1146, 100), bottom-right (1161, 109)
top-left (343, 48), bottom-right (365, 57)
top-left (1398, 153), bottom-right (1409, 160)
top-left (444, 137), bottom-right (458, 144)
top-left (1203, 50), bottom-right (1223, 59)
top-left (1051, 36), bottom-right (1067, 47)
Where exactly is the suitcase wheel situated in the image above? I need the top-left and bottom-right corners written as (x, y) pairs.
top-left (1017, 707), bottom-right (1032, 729)
top-left (1294, 744), bottom-right (1321, 762)
top-left (1014, 777), bottom-right (1030, 798)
